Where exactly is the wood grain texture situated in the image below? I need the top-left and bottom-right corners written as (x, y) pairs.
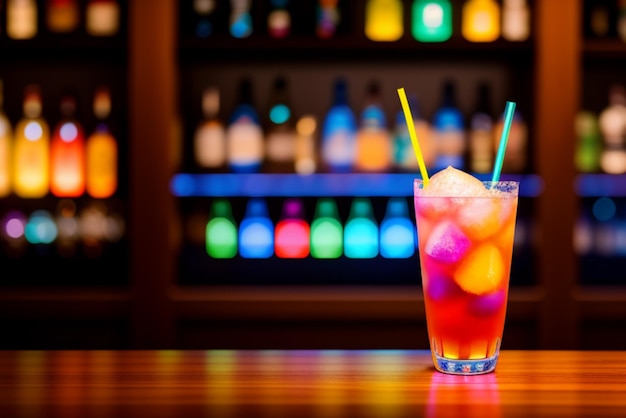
top-left (0, 350), bottom-right (625, 417)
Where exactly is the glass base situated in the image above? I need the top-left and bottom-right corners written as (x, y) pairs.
top-left (432, 352), bottom-right (499, 375)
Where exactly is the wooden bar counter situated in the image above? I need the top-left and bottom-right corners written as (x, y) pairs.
top-left (1, 350), bottom-right (625, 417)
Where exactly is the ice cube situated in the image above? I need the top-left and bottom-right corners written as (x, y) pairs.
top-left (423, 263), bottom-right (463, 302)
top-left (453, 243), bottom-right (505, 295)
top-left (467, 289), bottom-right (507, 317)
top-left (456, 197), bottom-right (502, 240)
top-left (424, 220), bottom-right (470, 264)
top-left (413, 193), bottom-right (454, 219)
top-left (418, 166), bottom-right (487, 198)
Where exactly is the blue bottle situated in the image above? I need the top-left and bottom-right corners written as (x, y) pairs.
top-left (432, 80), bottom-right (466, 172)
top-left (380, 197), bottom-right (416, 259)
top-left (239, 198), bottom-right (274, 258)
top-left (321, 78), bottom-right (357, 173)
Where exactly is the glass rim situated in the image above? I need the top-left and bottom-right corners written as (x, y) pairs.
top-left (413, 178), bottom-right (520, 197)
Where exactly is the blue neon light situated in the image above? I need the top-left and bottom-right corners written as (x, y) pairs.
top-left (170, 173), bottom-right (543, 198)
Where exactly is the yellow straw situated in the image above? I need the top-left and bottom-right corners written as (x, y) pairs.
top-left (397, 87), bottom-right (429, 186)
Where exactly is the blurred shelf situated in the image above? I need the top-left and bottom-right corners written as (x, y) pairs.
top-left (573, 286), bottom-right (626, 319)
top-left (178, 36), bottom-right (534, 62)
top-left (575, 174), bottom-right (626, 197)
top-left (170, 285), bottom-right (543, 321)
top-left (171, 173), bottom-right (543, 198)
top-left (0, 287), bottom-right (131, 318)
top-left (583, 39), bottom-right (626, 59)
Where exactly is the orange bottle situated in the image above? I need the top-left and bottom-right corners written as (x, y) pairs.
top-left (13, 85), bottom-right (50, 198)
top-left (86, 87), bottom-right (118, 198)
top-left (50, 94), bottom-right (86, 197)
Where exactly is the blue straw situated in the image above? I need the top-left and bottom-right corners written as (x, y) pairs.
top-left (491, 101), bottom-right (516, 186)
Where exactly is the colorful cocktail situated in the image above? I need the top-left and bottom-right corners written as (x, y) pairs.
top-left (414, 166), bottom-right (519, 375)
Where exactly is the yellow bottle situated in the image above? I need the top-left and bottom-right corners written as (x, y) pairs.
top-left (6, 0), bottom-right (38, 39)
top-left (13, 86), bottom-right (50, 198)
top-left (365, 0), bottom-right (404, 42)
top-left (86, 87), bottom-right (118, 198)
top-left (0, 79), bottom-right (12, 197)
top-left (462, 0), bottom-right (500, 43)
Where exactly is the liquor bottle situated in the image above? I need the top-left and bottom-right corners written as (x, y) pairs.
top-left (365, 0), bottom-right (403, 42)
top-left (50, 94), bottom-right (86, 197)
top-left (275, 198), bottom-right (310, 259)
top-left (501, 0), bottom-right (530, 42)
top-left (355, 80), bottom-right (392, 173)
top-left (24, 210), bottom-right (58, 245)
top-left (620, 0), bottom-right (626, 43)
top-left (574, 111), bottom-right (602, 173)
top-left (468, 82), bottom-right (494, 174)
top-left (265, 76), bottom-right (296, 173)
top-left (268, 0), bottom-right (291, 39)
top-left (599, 85), bottom-right (626, 174)
top-left (431, 80), bottom-right (465, 172)
top-left (226, 78), bottom-right (264, 173)
top-left (46, 0), bottom-right (79, 33)
top-left (316, 0), bottom-right (340, 39)
top-left (86, 0), bottom-right (120, 37)
top-left (294, 115), bottom-right (318, 174)
top-left (55, 199), bottom-right (79, 258)
top-left (1, 210), bottom-right (28, 255)
top-left (229, 0), bottom-right (253, 38)
top-left (194, 86), bottom-right (226, 171)
top-left (380, 197), bottom-right (416, 259)
top-left (86, 86), bottom-right (118, 198)
top-left (494, 106), bottom-right (528, 173)
top-left (310, 197), bottom-right (343, 259)
top-left (205, 198), bottom-right (238, 258)
top-left (239, 198), bottom-right (274, 259)
top-left (462, 0), bottom-right (500, 43)
top-left (193, 0), bottom-right (219, 38)
top-left (411, 0), bottom-right (452, 43)
top-left (393, 94), bottom-right (435, 172)
top-left (13, 85), bottom-right (50, 198)
top-left (6, 0), bottom-right (38, 39)
top-left (585, 0), bottom-right (612, 39)
top-left (321, 78), bottom-right (357, 173)
top-left (344, 197), bottom-right (378, 259)
top-left (0, 79), bottom-right (12, 198)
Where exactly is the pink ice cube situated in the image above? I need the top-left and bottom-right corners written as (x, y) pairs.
top-left (467, 289), bottom-right (507, 316)
top-left (424, 221), bottom-right (470, 264)
top-left (424, 267), bottom-right (463, 302)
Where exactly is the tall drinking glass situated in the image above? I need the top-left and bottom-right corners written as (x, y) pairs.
top-left (414, 179), bottom-right (519, 375)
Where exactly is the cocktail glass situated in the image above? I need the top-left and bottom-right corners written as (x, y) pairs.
top-left (414, 179), bottom-right (519, 375)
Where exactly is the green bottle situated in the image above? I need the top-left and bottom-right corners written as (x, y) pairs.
top-left (575, 111), bottom-right (602, 173)
top-left (205, 199), bottom-right (238, 258)
top-left (310, 198), bottom-right (343, 259)
top-left (412, 0), bottom-right (452, 43)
